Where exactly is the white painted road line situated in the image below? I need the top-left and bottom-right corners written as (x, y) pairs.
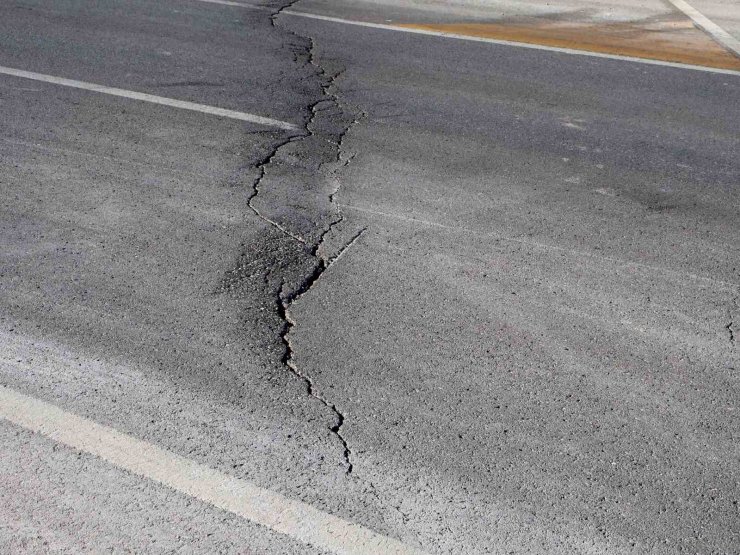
top-left (278, 11), bottom-right (740, 77)
top-left (666, 0), bottom-right (740, 57)
top-left (0, 66), bottom-right (299, 131)
top-left (191, 0), bottom-right (269, 10)
top-left (188, 0), bottom-right (740, 75)
top-left (0, 385), bottom-right (426, 555)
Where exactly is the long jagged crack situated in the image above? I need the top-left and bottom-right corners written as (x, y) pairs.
top-left (248, 4), bottom-right (365, 253)
top-left (278, 228), bottom-right (367, 474)
top-left (302, 31), bottom-right (369, 261)
top-left (314, 118), bottom-right (365, 261)
top-left (241, 2), bottom-right (312, 244)
top-left (246, 135), bottom-right (308, 245)
top-left (242, 2), bottom-right (368, 474)
top-left (727, 295), bottom-right (738, 345)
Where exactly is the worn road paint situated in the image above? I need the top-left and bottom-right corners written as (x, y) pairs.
top-left (666, 0), bottom-right (740, 57)
top-left (0, 386), bottom-right (426, 555)
top-left (280, 11), bottom-right (740, 75)
top-left (188, 0), bottom-right (740, 72)
top-left (191, 0), bottom-right (270, 10)
top-left (0, 66), bottom-right (299, 130)
top-left (395, 18), bottom-right (740, 71)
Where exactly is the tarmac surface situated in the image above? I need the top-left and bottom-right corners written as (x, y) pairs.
top-left (0, 0), bottom-right (738, 553)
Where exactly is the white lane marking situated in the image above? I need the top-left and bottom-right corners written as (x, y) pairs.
top-left (278, 11), bottom-right (740, 76)
top-left (0, 66), bottom-right (299, 131)
top-left (192, 0), bottom-right (269, 10)
top-left (189, 0), bottom-right (740, 74)
top-left (666, 0), bottom-right (740, 57)
top-left (0, 386), bottom-right (426, 555)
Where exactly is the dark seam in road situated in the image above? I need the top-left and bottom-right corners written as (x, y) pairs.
top-left (727, 295), bottom-right (738, 344)
top-left (304, 29), bottom-right (369, 261)
top-left (246, 132), bottom-right (308, 244)
top-left (277, 227), bottom-right (366, 474)
top-left (245, 0), bottom-right (367, 474)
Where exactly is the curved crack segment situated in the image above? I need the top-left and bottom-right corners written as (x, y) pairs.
top-left (246, 136), bottom-right (309, 245)
top-left (315, 112), bottom-right (367, 261)
top-left (277, 228), bottom-right (367, 474)
top-left (727, 295), bottom-right (738, 345)
top-left (240, 0), bottom-right (367, 475)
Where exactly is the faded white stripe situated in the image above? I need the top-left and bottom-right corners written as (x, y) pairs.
top-left (191, 0), bottom-right (270, 10)
top-left (187, 0), bottom-right (740, 75)
top-left (666, 0), bottom-right (740, 57)
top-left (0, 386), bottom-right (426, 555)
top-left (279, 10), bottom-right (740, 77)
top-left (0, 65), bottom-right (298, 130)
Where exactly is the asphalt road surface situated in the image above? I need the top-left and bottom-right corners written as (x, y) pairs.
top-left (0, 0), bottom-right (738, 553)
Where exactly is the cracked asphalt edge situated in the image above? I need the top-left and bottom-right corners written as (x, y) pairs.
top-left (220, 0), bottom-right (370, 476)
top-left (727, 294), bottom-right (738, 345)
top-left (279, 227), bottom-right (367, 474)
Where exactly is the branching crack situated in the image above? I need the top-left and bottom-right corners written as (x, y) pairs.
top-left (278, 228), bottom-right (367, 473)
top-left (243, 1), bottom-right (368, 474)
top-left (246, 135), bottom-right (308, 245)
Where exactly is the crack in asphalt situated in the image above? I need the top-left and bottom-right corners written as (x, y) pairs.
top-left (727, 295), bottom-right (738, 345)
top-left (246, 134), bottom-right (308, 245)
top-left (304, 33), bottom-right (368, 262)
top-left (315, 124), bottom-right (364, 261)
top-left (241, 0), bottom-right (367, 474)
top-left (243, 0), bottom-right (309, 244)
top-left (278, 227), bottom-right (367, 474)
